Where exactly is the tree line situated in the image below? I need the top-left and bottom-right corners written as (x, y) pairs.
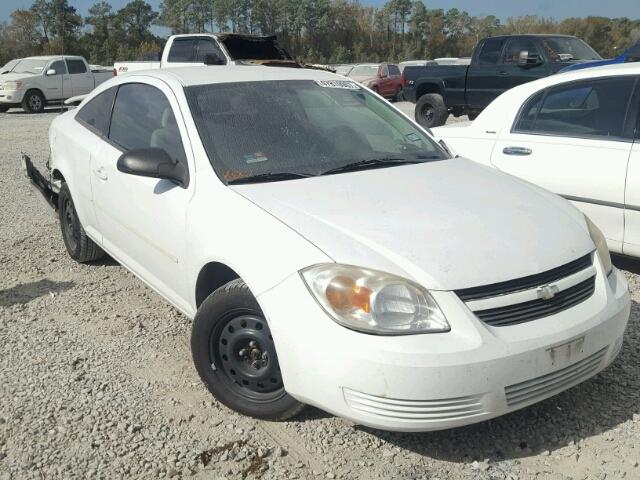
top-left (1, 0), bottom-right (639, 67)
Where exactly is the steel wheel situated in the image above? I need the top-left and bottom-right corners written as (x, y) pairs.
top-left (212, 313), bottom-right (285, 402)
top-left (420, 103), bottom-right (435, 124)
top-left (28, 94), bottom-right (42, 112)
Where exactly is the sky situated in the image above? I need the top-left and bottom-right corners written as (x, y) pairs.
top-left (1, 0), bottom-right (639, 36)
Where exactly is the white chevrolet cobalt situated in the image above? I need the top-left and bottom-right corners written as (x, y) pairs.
top-left (33, 66), bottom-right (630, 432)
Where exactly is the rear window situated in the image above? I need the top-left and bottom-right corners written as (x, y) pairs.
top-left (477, 38), bottom-right (506, 65)
top-left (67, 59), bottom-right (87, 74)
top-left (168, 38), bottom-right (196, 62)
top-left (76, 87), bottom-right (117, 137)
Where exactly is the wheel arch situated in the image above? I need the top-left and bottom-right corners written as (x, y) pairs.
top-left (195, 261), bottom-right (242, 308)
top-left (415, 80), bottom-right (445, 100)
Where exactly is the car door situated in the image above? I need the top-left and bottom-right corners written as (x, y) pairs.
top-left (66, 59), bottom-right (94, 96)
top-left (387, 64), bottom-right (401, 97)
top-left (377, 64), bottom-right (391, 96)
top-left (91, 80), bottom-right (194, 311)
top-left (465, 37), bottom-right (508, 108)
top-left (491, 76), bottom-right (637, 253)
top-left (621, 82), bottom-right (640, 256)
top-left (500, 37), bottom-right (550, 90)
top-left (41, 59), bottom-right (71, 101)
top-left (66, 86), bottom-right (118, 243)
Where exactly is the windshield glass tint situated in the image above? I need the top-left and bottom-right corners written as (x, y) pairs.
top-left (13, 59), bottom-right (49, 74)
top-left (349, 65), bottom-right (379, 77)
top-left (541, 37), bottom-right (602, 61)
top-left (186, 80), bottom-right (448, 184)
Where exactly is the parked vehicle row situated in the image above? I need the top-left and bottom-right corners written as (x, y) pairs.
top-left (24, 65), bottom-right (630, 433)
top-left (0, 55), bottom-right (113, 113)
top-left (403, 34), bottom-right (603, 127)
top-left (433, 62), bottom-right (640, 258)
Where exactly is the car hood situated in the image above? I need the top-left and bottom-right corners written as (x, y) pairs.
top-left (0, 72), bottom-right (30, 82)
top-left (231, 158), bottom-right (594, 291)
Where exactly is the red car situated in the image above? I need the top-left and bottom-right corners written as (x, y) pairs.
top-left (348, 63), bottom-right (403, 101)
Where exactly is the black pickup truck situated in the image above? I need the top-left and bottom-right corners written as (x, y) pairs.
top-left (402, 34), bottom-right (602, 127)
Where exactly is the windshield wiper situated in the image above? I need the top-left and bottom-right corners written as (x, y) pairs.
top-left (228, 171), bottom-right (315, 185)
top-left (320, 156), bottom-right (437, 176)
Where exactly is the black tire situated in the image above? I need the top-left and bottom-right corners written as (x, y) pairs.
top-left (393, 88), bottom-right (405, 102)
top-left (22, 90), bottom-right (45, 113)
top-left (58, 183), bottom-right (105, 263)
top-left (467, 111), bottom-right (480, 121)
top-left (415, 93), bottom-right (449, 128)
top-left (0, 105), bottom-right (9, 113)
top-left (191, 278), bottom-right (304, 420)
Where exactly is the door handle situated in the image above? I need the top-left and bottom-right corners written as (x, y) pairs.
top-left (94, 166), bottom-right (108, 180)
top-left (503, 146), bottom-right (532, 156)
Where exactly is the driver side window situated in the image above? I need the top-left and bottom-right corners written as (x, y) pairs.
top-left (49, 60), bottom-right (67, 75)
top-left (109, 83), bottom-right (187, 166)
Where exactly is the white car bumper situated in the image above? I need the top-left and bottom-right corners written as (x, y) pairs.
top-left (0, 89), bottom-right (25, 105)
top-left (258, 262), bottom-right (630, 432)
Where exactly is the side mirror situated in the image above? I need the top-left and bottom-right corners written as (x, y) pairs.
top-left (518, 51), bottom-right (543, 67)
top-left (117, 148), bottom-right (188, 188)
top-left (204, 54), bottom-right (225, 65)
top-left (46, 69), bottom-right (56, 76)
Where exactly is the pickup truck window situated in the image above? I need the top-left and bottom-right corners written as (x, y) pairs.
top-left (195, 38), bottom-right (226, 64)
top-left (49, 60), bottom-right (68, 75)
top-left (540, 37), bottom-right (601, 62)
top-left (504, 38), bottom-right (541, 64)
top-left (76, 87), bottom-right (117, 137)
top-left (477, 38), bottom-right (506, 65)
top-left (168, 38), bottom-right (197, 62)
top-left (186, 80), bottom-right (447, 184)
top-left (388, 65), bottom-right (400, 76)
top-left (67, 59), bottom-right (87, 74)
top-left (109, 83), bottom-right (187, 166)
top-left (514, 77), bottom-right (636, 139)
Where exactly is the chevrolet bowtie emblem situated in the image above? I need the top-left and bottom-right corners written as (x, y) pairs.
top-left (537, 284), bottom-right (560, 300)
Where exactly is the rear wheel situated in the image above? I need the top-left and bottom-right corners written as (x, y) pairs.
top-left (58, 183), bottom-right (105, 263)
top-left (22, 90), bottom-right (45, 113)
top-left (0, 105), bottom-right (9, 113)
top-left (467, 111), bottom-right (480, 121)
top-left (415, 93), bottom-right (449, 128)
top-left (192, 279), bottom-right (304, 420)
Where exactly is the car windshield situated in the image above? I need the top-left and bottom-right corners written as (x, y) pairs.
top-left (349, 65), bottom-right (379, 77)
top-left (0, 59), bottom-right (19, 73)
top-left (12, 59), bottom-right (49, 74)
top-left (185, 79), bottom-right (448, 184)
top-left (541, 37), bottom-right (602, 62)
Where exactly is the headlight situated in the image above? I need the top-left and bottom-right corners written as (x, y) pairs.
top-left (585, 215), bottom-right (612, 275)
top-left (301, 264), bottom-right (450, 335)
top-left (4, 81), bottom-right (22, 90)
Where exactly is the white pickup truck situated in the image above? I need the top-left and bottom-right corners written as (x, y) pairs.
top-left (114, 33), bottom-right (298, 75)
top-left (0, 55), bottom-right (113, 113)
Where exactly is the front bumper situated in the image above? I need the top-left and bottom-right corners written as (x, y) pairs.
top-left (258, 263), bottom-right (630, 432)
top-left (0, 89), bottom-right (24, 105)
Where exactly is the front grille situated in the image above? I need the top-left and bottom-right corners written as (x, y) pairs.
top-left (456, 254), bottom-right (592, 301)
top-left (343, 389), bottom-right (485, 422)
top-left (505, 347), bottom-right (607, 407)
top-left (474, 276), bottom-right (595, 327)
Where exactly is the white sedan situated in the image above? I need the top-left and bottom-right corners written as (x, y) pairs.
top-left (30, 66), bottom-right (629, 432)
top-left (432, 63), bottom-right (640, 257)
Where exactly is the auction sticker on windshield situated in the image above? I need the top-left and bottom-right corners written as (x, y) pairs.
top-left (314, 80), bottom-right (361, 89)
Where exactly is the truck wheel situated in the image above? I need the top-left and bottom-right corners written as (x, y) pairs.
top-left (191, 278), bottom-right (305, 421)
top-left (0, 105), bottom-right (9, 113)
top-left (58, 183), bottom-right (105, 263)
top-left (415, 93), bottom-right (448, 128)
top-left (22, 90), bottom-right (45, 113)
top-left (468, 111), bottom-right (480, 121)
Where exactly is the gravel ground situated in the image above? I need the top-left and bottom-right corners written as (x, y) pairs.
top-left (1, 105), bottom-right (639, 480)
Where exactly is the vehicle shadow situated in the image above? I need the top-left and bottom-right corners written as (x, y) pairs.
top-left (3, 107), bottom-right (68, 115)
top-left (358, 299), bottom-right (639, 463)
top-left (0, 278), bottom-right (74, 307)
top-left (612, 253), bottom-right (640, 275)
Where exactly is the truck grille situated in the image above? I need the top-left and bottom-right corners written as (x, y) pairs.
top-left (505, 347), bottom-right (607, 407)
top-left (457, 254), bottom-right (595, 327)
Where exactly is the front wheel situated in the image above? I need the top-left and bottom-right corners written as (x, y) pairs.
top-left (415, 93), bottom-right (449, 128)
top-left (191, 278), bottom-right (304, 420)
top-left (58, 183), bottom-right (105, 263)
top-left (22, 90), bottom-right (45, 113)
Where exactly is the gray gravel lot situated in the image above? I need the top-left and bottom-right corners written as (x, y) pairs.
top-left (1, 105), bottom-right (639, 480)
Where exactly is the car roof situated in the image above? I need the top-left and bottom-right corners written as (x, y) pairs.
top-left (21, 55), bottom-right (84, 61)
top-left (121, 65), bottom-right (346, 87)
